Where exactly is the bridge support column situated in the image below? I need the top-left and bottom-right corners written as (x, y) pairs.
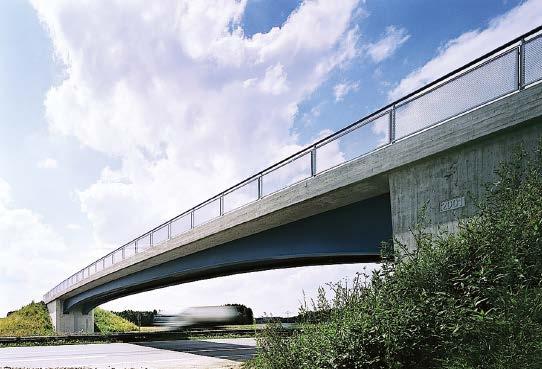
top-left (47, 300), bottom-right (94, 334)
top-left (389, 119), bottom-right (542, 252)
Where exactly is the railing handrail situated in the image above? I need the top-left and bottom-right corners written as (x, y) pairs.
top-left (45, 24), bottom-right (542, 301)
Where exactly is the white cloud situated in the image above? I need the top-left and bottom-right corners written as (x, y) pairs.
top-left (0, 178), bottom-right (11, 206)
top-left (27, 0), bottom-right (375, 315)
top-left (366, 25), bottom-right (409, 63)
top-left (333, 80), bottom-right (359, 101)
top-left (37, 157), bottom-right (58, 169)
top-left (259, 63), bottom-right (289, 95)
top-left (0, 177), bottom-right (76, 315)
top-left (300, 103), bottom-right (324, 127)
top-left (389, 0), bottom-right (542, 100)
top-left (32, 0), bottom-right (361, 248)
top-left (66, 223), bottom-right (81, 230)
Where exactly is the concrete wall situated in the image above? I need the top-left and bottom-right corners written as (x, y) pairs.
top-left (390, 117), bottom-right (542, 251)
top-left (47, 300), bottom-right (94, 334)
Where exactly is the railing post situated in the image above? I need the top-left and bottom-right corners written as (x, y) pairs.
top-left (310, 147), bottom-right (317, 176)
top-left (190, 210), bottom-right (195, 229)
top-left (257, 175), bottom-right (263, 199)
top-left (150, 232), bottom-right (153, 247)
top-left (219, 195), bottom-right (224, 216)
top-left (389, 106), bottom-right (396, 143)
top-left (167, 222), bottom-right (171, 240)
top-left (122, 247), bottom-right (125, 260)
top-left (518, 39), bottom-right (526, 90)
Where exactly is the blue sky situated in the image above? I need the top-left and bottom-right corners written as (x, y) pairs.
top-left (0, 0), bottom-right (539, 317)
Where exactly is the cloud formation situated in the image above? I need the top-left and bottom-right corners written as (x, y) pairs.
top-left (0, 178), bottom-right (72, 314)
top-left (333, 80), bottom-right (360, 101)
top-left (365, 25), bottom-right (409, 63)
top-left (32, 0), bottom-right (361, 248)
top-left (27, 0), bottom-right (372, 315)
top-left (389, 0), bottom-right (542, 100)
top-left (37, 158), bottom-right (58, 169)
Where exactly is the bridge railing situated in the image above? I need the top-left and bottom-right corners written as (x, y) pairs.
top-left (44, 25), bottom-right (542, 303)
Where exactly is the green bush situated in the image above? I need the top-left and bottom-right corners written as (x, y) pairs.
top-left (0, 301), bottom-right (54, 337)
top-left (94, 308), bottom-right (138, 333)
top-left (248, 144), bottom-right (542, 369)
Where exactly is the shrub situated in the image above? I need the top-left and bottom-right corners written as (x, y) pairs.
top-left (112, 309), bottom-right (158, 327)
top-left (248, 143), bottom-right (542, 369)
top-left (94, 308), bottom-right (138, 333)
top-left (0, 301), bottom-right (54, 337)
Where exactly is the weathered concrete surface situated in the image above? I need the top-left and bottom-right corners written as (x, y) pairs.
top-left (46, 300), bottom-right (94, 334)
top-left (390, 116), bottom-right (542, 250)
top-left (46, 83), bottom-right (542, 317)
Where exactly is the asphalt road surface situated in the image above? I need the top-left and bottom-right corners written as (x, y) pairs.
top-left (0, 338), bottom-right (256, 369)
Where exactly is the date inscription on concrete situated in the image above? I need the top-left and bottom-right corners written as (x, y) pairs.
top-left (440, 196), bottom-right (465, 212)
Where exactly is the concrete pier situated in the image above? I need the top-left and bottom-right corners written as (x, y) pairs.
top-left (47, 300), bottom-right (94, 334)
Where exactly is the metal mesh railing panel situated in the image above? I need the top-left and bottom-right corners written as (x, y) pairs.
top-left (317, 113), bottom-right (390, 173)
top-left (525, 35), bottom-right (542, 86)
top-left (103, 254), bottom-right (113, 268)
top-left (171, 214), bottom-right (191, 237)
top-left (113, 249), bottom-right (123, 263)
top-left (124, 241), bottom-right (136, 258)
top-left (263, 152), bottom-right (311, 196)
top-left (136, 234), bottom-right (151, 252)
top-left (395, 49), bottom-right (518, 139)
top-left (194, 199), bottom-right (220, 227)
top-left (152, 224), bottom-right (169, 246)
top-left (224, 179), bottom-right (259, 213)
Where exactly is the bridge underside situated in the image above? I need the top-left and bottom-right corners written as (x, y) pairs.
top-left (64, 194), bottom-right (392, 313)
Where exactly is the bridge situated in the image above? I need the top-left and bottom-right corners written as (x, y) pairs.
top-left (44, 26), bottom-right (542, 333)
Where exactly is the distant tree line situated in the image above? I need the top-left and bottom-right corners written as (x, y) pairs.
top-left (112, 309), bottom-right (158, 327)
top-left (255, 316), bottom-right (295, 324)
top-left (112, 304), bottom-right (254, 326)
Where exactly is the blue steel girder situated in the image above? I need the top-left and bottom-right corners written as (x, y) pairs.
top-left (64, 194), bottom-right (392, 313)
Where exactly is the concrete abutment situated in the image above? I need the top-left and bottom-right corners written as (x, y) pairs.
top-left (389, 118), bottom-right (542, 251)
top-left (47, 300), bottom-right (94, 334)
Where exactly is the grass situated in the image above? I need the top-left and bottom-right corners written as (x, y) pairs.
top-left (93, 307), bottom-right (138, 333)
top-left (247, 144), bottom-right (542, 369)
top-left (0, 303), bottom-right (137, 338)
top-left (0, 302), bottom-right (54, 337)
